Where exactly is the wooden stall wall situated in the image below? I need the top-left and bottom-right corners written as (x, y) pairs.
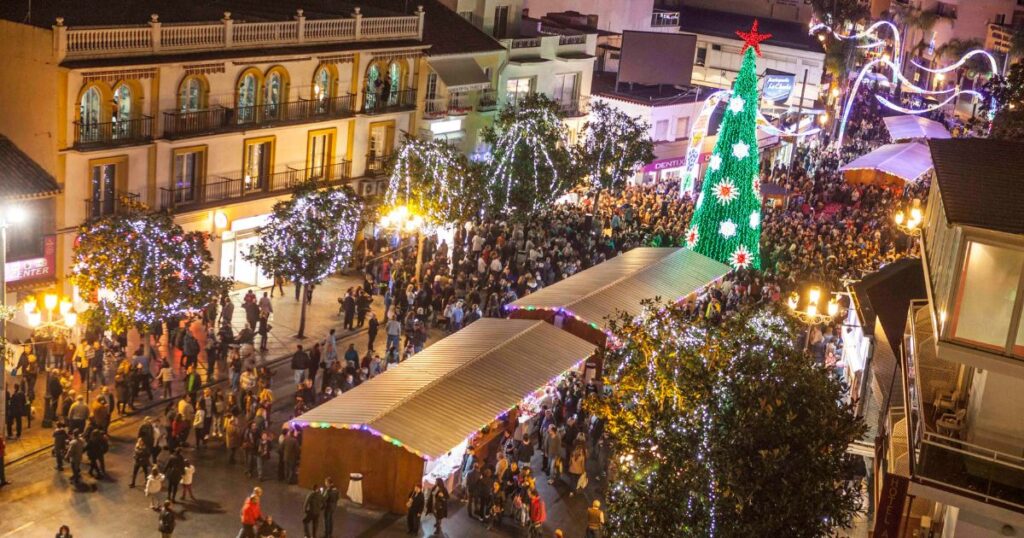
top-left (298, 427), bottom-right (425, 513)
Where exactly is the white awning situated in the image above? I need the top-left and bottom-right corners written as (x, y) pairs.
top-left (882, 115), bottom-right (951, 142)
top-left (839, 142), bottom-right (933, 183)
top-left (427, 57), bottom-right (491, 92)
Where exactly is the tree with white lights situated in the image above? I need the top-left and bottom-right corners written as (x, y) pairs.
top-left (686, 23), bottom-right (769, 270)
top-left (385, 135), bottom-right (485, 225)
top-left (591, 300), bottom-right (864, 537)
top-left (575, 100), bottom-right (655, 213)
top-left (482, 94), bottom-right (573, 221)
top-left (72, 208), bottom-right (231, 349)
top-left (244, 182), bottom-right (363, 337)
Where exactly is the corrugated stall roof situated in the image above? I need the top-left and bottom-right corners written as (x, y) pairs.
top-left (291, 319), bottom-right (595, 458)
top-left (508, 247), bottom-right (730, 327)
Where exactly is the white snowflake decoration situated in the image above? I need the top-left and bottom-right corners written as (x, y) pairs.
top-left (713, 178), bottom-right (738, 204)
top-left (685, 226), bottom-right (699, 248)
top-left (708, 154), bottom-right (722, 171)
top-left (749, 210), bottom-right (760, 229)
top-left (731, 141), bottom-right (750, 160)
top-left (728, 95), bottom-right (745, 114)
top-left (729, 244), bottom-right (753, 269)
top-left (719, 219), bottom-right (737, 238)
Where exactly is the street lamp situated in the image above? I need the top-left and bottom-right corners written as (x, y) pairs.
top-left (786, 286), bottom-right (840, 351)
top-left (23, 292), bottom-right (78, 337)
top-left (893, 199), bottom-right (923, 236)
top-left (1, 204), bottom-right (28, 451)
top-left (379, 205), bottom-right (427, 283)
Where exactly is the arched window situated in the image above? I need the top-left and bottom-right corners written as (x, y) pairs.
top-left (387, 62), bottom-right (402, 105)
top-left (263, 66), bottom-right (289, 120)
top-left (112, 83), bottom-right (133, 139)
top-left (178, 75), bottom-right (207, 112)
top-left (313, 66), bottom-right (334, 113)
top-left (237, 70), bottom-right (260, 124)
top-left (365, 64), bottom-right (381, 111)
top-left (79, 86), bottom-right (103, 143)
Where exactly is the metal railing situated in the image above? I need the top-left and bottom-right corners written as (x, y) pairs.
top-left (650, 11), bottom-right (680, 27)
top-left (159, 160), bottom-right (350, 211)
top-left (477, 89), bottom-right (498, 111)
top-left (162, 106), bottom-right (230, 139)
top-left (73, 116), bottom-right (153, 149)
top-left (84, 191), bottom-right (140, 221)
top-left (447, 93), bottom-right (473, 115)
top-left (423, 97), bottom-right (448, 119)
top-left (362, 89), bottom-right (416, 115)
top-left (558, 96), bottom-right (590, 117)
top-left (58, 11), bottom-right (424, 61)
top-left (365, 154), bottom-right (390, 176)
top-left (558, 34), bottom-right (586, 45)
top-left (509, 37), bottom-right (541, 49)
top-left (231, 94), bottom-right (355, 129)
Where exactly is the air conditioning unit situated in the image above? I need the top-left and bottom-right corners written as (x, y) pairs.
top-left (359, 179), bottom-right (387, 197)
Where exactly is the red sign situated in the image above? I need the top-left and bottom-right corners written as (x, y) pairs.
top-left (873, 472), bottom-right (909, 538)
top-left (6, 235), bottom-right (56, 285)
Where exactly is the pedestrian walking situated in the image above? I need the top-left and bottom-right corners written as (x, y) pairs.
top-left (145, 467), bottom-right (166, 510)
top-left (257, 430), bottom-right (273, 481)
top-left (158, 500), bottom-right (176, 537)
top-left (66, 432), bottom-right (85, 486)
top-left (55, 524), bottom-right (72, 537)
top-left (430, 478), bottom-right (449, 535)
top-left (528, 489), bottom-right (547, 537)
top-left (129, 438), bottom-right (151, 487)
top-left (406, 483), bottom-right (425, 535)
top-left (586, 500), bottom-right (605, 538)
top-left (0, 437), bottom-right (7, 487)
top-left (52, 422), bottom-right (69, 472)
top-left (164, 448), bottom-right (185, 502)
top-left (159, 359), bottom-right (173, 399)
top-left (6, 384), bottom-right (27, 438)
top-left (303, 484), bottom-right (324, 538)
top-left (367, 312), bottom-right (379, 351)
top-left (323, 477), bottom-right (340, 537)
top-left (237, 487), bottom-right (263, 538)
top-left (291, 345), bottom-right (309, 386)
top-left (181, 460), bottom-right (197, 501)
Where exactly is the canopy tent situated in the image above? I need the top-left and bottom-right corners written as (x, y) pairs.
top-left (292, 319), bottom-right (595, 511)
top-left (882, 115), bottom-right (951, 142)
top-left (839, 142), bottom-right (933, 188)
top-left (507, 247), bottom-right (730, 347)
top-left (426, 57), bottom-right (491, 92)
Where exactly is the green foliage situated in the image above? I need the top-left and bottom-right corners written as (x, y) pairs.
top-left (244, 181), bottom-right (362, 336)
top-left (808, 0), bottom-right (867, 26)
top-left (592, 301), bottom-right (865, 538)
top-left (71, 211), bottom-right (230, 334)
top-left (687, 47), bottom-right (762, 270)
top-left (575, 101), bottom-right (654, 194)
top-left (981, 62), bottom-right (1024, 140)
top-left (481, 93), bottom-right (574, 220)
top-left (384, 135), bottom-right (486, 225)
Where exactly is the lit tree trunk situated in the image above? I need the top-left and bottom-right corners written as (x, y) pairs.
top-left (297, 283), bottom-right (308, 338)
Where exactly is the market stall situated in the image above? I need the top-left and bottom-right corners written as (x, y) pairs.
top-left (290, 319), bottom-right (595, 513)
top-left (839, 142), bottom-right (933, 188)
top-left (882, 114), bottom-right (950, 142)
top-left (506, 247), bottom-right (730, 380)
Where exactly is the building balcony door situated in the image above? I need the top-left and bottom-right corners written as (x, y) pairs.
top-left (243, 137), bottom-right (274, 194)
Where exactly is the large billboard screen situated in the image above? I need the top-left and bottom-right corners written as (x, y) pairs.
top-left (618, 31), bottom-right (697, 87)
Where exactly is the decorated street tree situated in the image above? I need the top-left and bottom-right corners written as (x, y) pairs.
top-left (482, 93), bottom-right (573, 220)
top-left (72, 209), bottom-right (231, 354)
top-left (244, 182), bottom-right (362, 338)
top-left (575, 100), bottom-right (655, 213)
top-left (686, 22), bottom-right (771, 270)
top-left (592, 301), bottom-right (864, 537)
top-left (385, 135), bottom-right (485, 225)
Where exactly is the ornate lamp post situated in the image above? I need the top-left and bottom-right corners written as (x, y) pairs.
top-left (893, 199), bottom-right (923, 237)
top-left (786, 286), bottom-right (839, 351)
top-left (379, 205), bottom-right (427, 283)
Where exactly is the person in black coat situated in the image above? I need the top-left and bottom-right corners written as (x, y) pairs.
top-left (302, 485), bottom-right (324, 538)
top-left (323, 477), bottom-right (340, 537)
top-left (157, 500), bottom-right (176, 537)
top-left (163, 449), bottom-right (185, 502)
top-left (406, 484), bottom-right (425, 535)
top-left (342, 291), bottom-right (356, 330)
top-left (367, 313), bottom-right (380, 351)
top-left (46, 370), bottom-right (63, 423)
top-left (6, 385), bottom-right (27, 438)
top-left (52, 422), bottom-right (69, 471)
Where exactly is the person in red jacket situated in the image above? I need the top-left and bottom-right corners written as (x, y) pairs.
top-left (528, 489), bottom-right (546, 537)
top-left (237, 487), bottom-right (262, 538)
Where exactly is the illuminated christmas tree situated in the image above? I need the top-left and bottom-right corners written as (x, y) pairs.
top-left (686, 21), bottom-right (771, 270)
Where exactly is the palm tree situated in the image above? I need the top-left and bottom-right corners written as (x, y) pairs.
top-left (935, 38), bottom-right (985, 85)
top-left (896, 7), bottom-right (939, 75)
top-left (1007, 27), bottom-right (1024, 74)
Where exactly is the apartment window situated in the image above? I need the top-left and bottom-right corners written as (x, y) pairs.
top-left (675, 116), bottom-right (689, 139)
top-left (112, 83), bottom-right (135, 140)
top-left (951, 241), bottom-right (1024, 350)
top-left (264, 68), bottom-right (288, 120)
top-left (506, 77), bottom-right (533, 105)
top-left (712, 44), bottom-right (722, 51)
top-left (995, 13), bottom-right (1006, 25)
top-left (552, 72), bottom-right (579, 107)
top-left (307, 128), bottom-right (336, 180)
top-left (493, 5), bottom-right (509, 39)
top-left (243, 136), bottom-right (275, 193)
top-left (696, 47), bottom-right (707, 67)
top-left (654, 120), bottom-right (669, 141)
top-left (236, 69), bottom-right (261, 124)
top-left (458, 10), bottom-right (474, 22)
top-left (178, 75), bottom-right (208, 112)
top-left (89, 156), bottom-right (126, 219)
top-left (172, 146), bottom-right (206, 204)
top-left (426, 73), bottom-right (439, 100)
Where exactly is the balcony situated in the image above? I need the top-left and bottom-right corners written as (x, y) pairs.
top-left (159, 160), bottom-right (351, 212)
top-left (162, 95), bottom-right (355, 139)
top-left (84, 191), bottom-right (140, 221)
top-left (73, 117), bottom-right (153, 150)
top-left (56, 10), bottom-right (424, 62)
top-left (365, 154), bottom-right (390, 176)
top-left (362, 89), bottom-right (416, 115)
top-left (900, 300), bottom-right (1024, 514)
top-left (478, 89), bottom-right (498, 112)
top-left (509, 37), bottom-right (541, 49)
top-left (558, 96), bottom-right (590, 118)
top-left (650, 10), bottom-right (680, 28)
top-left (424, 97), bottom-right (448, 120)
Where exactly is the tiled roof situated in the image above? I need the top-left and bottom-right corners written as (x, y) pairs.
top-left (677, 6), bottom-right (824, 53)
top-left (929, 138), bottom-right (1024, 235)
top-left (0, 135), bottom-right (60, 202)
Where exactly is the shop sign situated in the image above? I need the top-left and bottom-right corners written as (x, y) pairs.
top-left (642, 156), bottom-right (687, 173)
top-left (763, 74), bottom-right (795, 103)
top-left (872, 472), bottom-right (909, 538)
top-left (5, 235), bottom-right (56, 285)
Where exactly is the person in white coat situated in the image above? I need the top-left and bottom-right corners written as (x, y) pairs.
top-left (145, 467), bottom-right (166, 510)
top-left (180, 460), bottom-right (196, 501)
